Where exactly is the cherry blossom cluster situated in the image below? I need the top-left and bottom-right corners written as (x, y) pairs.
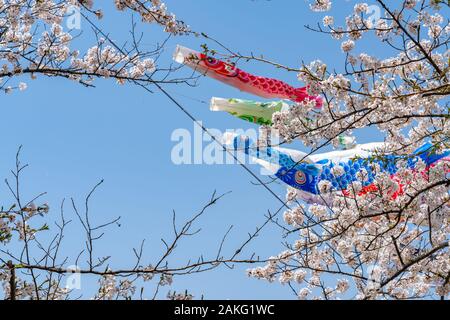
top-left (91, 262), bottom-right (176, 300)
top-left (254, 0), bottom-right (450, 299)
top-left (114, 0), bottom-right (189, 35)
top-left (94, 274), bottom-right (138, 300)
top-left (248, 160), bottom-right (449, 299)
top-left (0, 202), bottom-right (49, 244)
top-left (0, 0), bottom-right (188, 94)
top-left (0, 151), bottom-right (228, 300)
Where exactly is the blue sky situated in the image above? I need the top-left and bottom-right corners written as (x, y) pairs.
top-left (1, 0), bottom-right (387, 299)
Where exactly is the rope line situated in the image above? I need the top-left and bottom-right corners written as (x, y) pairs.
top-left (154, 82), bottom-right (291, 210)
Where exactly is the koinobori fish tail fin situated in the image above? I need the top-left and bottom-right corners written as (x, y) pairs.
top-left (413, 142), bottom-right (450, 166)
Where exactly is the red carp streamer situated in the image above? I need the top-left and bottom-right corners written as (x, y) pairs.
top-left (174, 45), bottom-right (322, 107)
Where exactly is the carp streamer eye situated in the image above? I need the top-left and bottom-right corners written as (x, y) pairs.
top-left (295, 171), bottom-right (307, 185)
top-left (205, 57), bottom-right (220, 67)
